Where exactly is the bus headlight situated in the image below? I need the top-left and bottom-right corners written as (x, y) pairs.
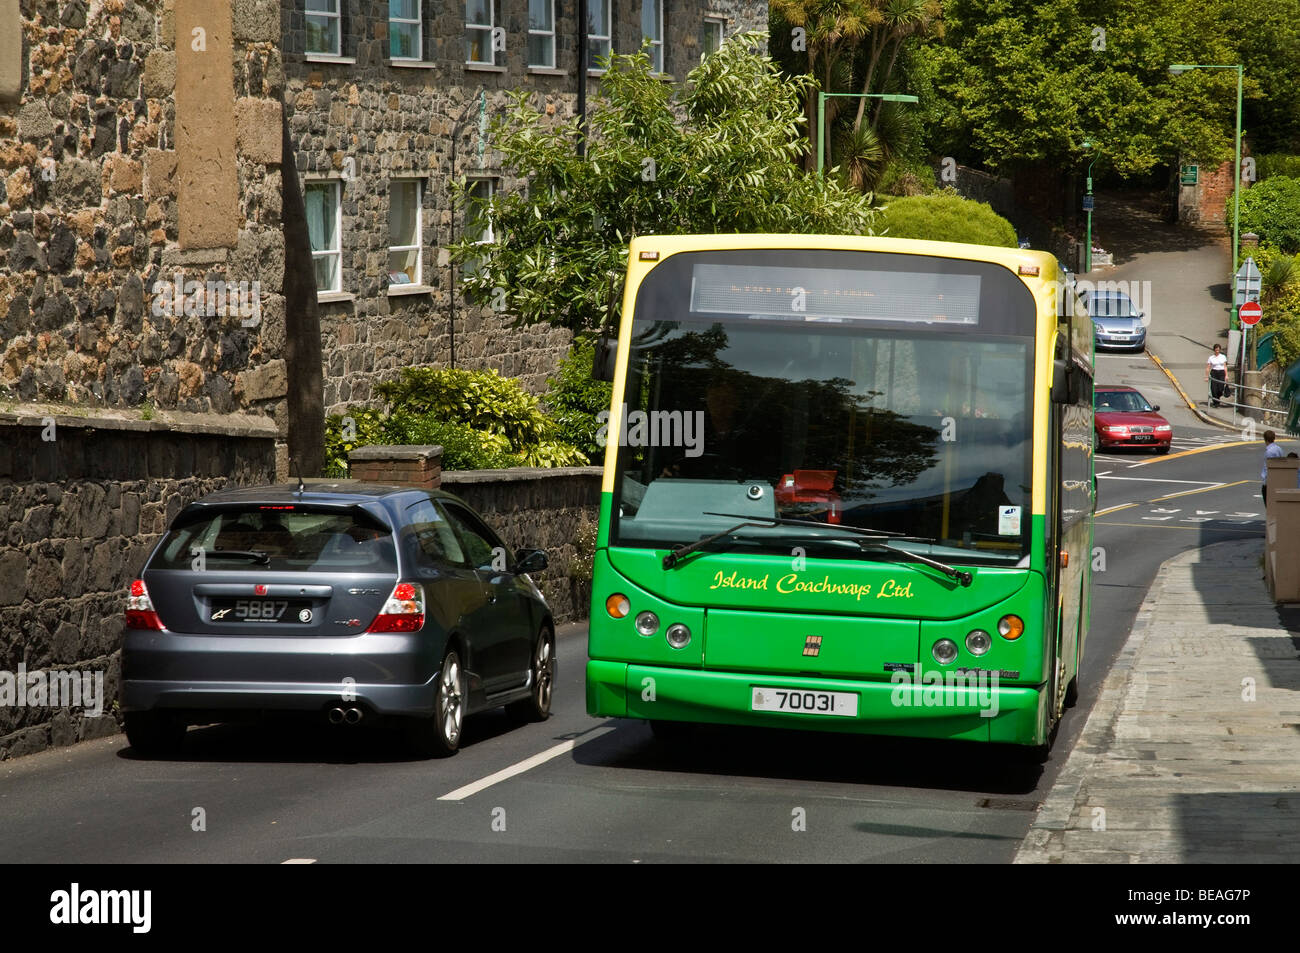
top-left (931, 639), bottom-right (958, 664)
top-left (665, 624), bottom-right (692, 649)
top-left (965, 629), bottom-right (992, 656)
top-left (998, 615), bottom-right (1025, 640)
top-left (606, 594), bottom-right (630, 619)
top-left (635, 611), bottom-right (660, 636)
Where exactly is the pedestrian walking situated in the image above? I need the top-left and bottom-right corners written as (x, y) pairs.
top-left (1205, 344), bottom-right (1228, 407)
top-left (1261, 430), bottom-right (1285, 504)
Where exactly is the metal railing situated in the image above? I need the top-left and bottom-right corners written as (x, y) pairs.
top-left (1209, 376), bottom-right (1287, 418)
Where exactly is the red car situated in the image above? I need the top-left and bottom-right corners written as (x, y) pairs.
top-left (1094, 386), bottom-right (1173, 453)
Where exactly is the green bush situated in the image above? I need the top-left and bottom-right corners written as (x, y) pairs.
top-left (1254, 243), bottom-right (1300, 371)
top-left (324, 366), bottom-right (587, 474)
top-left (543, 340), bottom-right (614, 464)
top-left (875, 157), bottom-right (939, 198)
top-left (1255, 154), bottom-right (1300, 181)
top-left (374, 367), bottom-right (557, 446)
top-left (874, 192), bottom-right (1018, 248)
top-left (1232, 176), bottom-right (1300, 253)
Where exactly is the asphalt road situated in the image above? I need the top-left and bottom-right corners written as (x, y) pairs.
top-left (2, 357), bottom-right (1289, 863)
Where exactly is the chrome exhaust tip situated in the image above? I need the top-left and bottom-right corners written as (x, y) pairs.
top-left (344, 707), bottom-right (363, 725)
top-left (327, 707), bottom-right (346, 725)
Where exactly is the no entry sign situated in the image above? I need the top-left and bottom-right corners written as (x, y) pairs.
top-left (1240, 301), bottom-right (1263, 326)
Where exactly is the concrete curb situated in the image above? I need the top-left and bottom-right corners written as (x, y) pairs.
top-left (1013, 548), bottom-right (1178, 863)
top-left (1145, 347), bottom-right (1239, 432)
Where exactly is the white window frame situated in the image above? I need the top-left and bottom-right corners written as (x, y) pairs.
top-left (528, 0), bottom-right (557, 69)
top-left (389, 0), bottom-right (423, 62)
top-left (642, 0), bottom-right (663, 74)
top-left (388, 178), bottom-right (424, 291)
top-left (466, 0), bottom-right (496, 67)
top-left (305, 180), bottom-right (343, 296)
top-left (306, 0), bottom-right (342, 57)
top-left (702, 15), bottom-right (725, 58)
top-left (587, 0), bottom-right (612, 73)
top-left (466, 178), bottom-right (495, 244)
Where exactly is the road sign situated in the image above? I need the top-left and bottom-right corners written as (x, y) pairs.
top-left (1239, 301), bottom-right (1263, 326)
top-left (1082, 195), bottom-right (1095, 211)
top-left (1235, 256), bottom-right (1261, 306)
top-left (1180, 164), bottom-right (1198, 185)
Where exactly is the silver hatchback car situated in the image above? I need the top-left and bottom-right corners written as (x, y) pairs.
top-left (1083, 288), bottom-right (1147, 352)
top-left (121, 483), bottom-right (554, 758)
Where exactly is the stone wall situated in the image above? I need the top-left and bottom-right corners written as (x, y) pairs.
top-left (440, 466), bottom-right (601, 625)
top-left (0, 0), bottom-right (290, 425)
top-left (0, 410), bottom-right (277, 760)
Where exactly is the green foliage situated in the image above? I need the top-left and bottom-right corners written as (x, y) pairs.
top-left (917, 0), bottom-right (1258, 176)
top-left (1255, 155), bottom-right (1300, 181)
top-left (875, 155), bottom-right (938, 196)
top-left (324, 367), bottom-right (587, 474)
top-left (323, 407), bottom-right (387, 478)
top-left (448, 33), bottom-right (880, 337)
top-left (1232, 177), bottom-right (1300, 253)
top-left (1253, 243), bottom-right (1300, 370)
top-left (375, 367), bottom-right (555, 447)
top-left (543, 340), bottom-right (613, 464)
top-left (875, 192), bottom-right (1018, 247)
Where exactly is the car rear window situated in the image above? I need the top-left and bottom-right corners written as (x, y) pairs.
top-left (151, 506), bottom-right (397, 572)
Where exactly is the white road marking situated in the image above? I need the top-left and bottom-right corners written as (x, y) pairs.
top-left (437, 725), bottom-right (618, 801)
top-left (282, 858), bottom-right (317, 864)
top-left (1095, 475), bottom-right (1221, 485)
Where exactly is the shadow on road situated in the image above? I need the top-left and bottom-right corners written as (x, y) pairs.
top-left (1091, 190), bottom-right (1224, 266)
top-left (571, 719), bottom-right (1052, 797)
top-left (114, 708), bottom-right (527, 765)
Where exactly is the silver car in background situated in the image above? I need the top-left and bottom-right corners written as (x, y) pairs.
top-left (1083, 288), bottom-right (1147, 351)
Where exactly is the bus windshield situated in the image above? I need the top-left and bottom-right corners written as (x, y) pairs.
top-left (608, 249), bottom-right (1037, 565)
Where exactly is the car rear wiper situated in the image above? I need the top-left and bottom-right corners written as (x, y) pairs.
top-left (201, 549), bottom-right (271, 565)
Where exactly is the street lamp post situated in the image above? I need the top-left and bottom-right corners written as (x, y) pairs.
top-left (1083, 141), bottom-right (1099, 273)
top-left (1169, 63), bottom-right (1245, 336)
top-left (816, 92), bottom-right (919, 178)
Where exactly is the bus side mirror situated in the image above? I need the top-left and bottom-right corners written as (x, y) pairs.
top-left (592, 336), bottom-right (619, 382)
top-left (1051, 359), bottom-right (1071, 404)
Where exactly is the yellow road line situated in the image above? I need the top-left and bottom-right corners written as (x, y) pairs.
top-left (1128, 440), bottom-right (1258, 466)
top-left (1151, 480), bottom-right (1249, 502)
top-left (1095, 502), bottom-right (1138, 516)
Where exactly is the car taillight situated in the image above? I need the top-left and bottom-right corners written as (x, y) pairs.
top-left (367, 582), bottom-right (425, 632)
top-left (125, 578), bottom-right (163, 630)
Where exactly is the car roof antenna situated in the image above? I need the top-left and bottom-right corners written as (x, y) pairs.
top-left (290, 456), bottom-right (304, 496)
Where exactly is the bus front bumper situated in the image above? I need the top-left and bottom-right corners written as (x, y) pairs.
top-left (587, 660), bottom-right (1048, 745)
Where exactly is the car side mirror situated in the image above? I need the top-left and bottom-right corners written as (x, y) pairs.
top-left (515, 548), bottom-right (548, 574)
top-left (591, 336), bottom-right (618, 382)
top-left (1051, 359), bottom-right (1071, 404)
top-left (1151, 405), bottom-right (1160, 412)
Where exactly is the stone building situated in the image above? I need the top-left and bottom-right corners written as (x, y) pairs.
top-left (0, 0), bottom-right (766, 758)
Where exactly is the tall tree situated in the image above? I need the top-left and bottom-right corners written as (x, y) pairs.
top-left (448, 34), bottom-right (879, 338)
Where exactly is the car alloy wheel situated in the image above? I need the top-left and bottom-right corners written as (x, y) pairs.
top-left (507, 627), bottom-right (555, 723)
top-left (406, 647), bottom-right (465, 758)
top-left (438, 651), bottom-right (465, 747)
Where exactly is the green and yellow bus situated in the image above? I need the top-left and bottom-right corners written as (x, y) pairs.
top-left (586, 234), bottom-right (1094, 755)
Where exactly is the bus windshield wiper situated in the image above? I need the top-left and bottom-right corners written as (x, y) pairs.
top-left (202, 549), bottom-right (271, 565)
top-left (855, 538), bottom-right (972, 588)
top-left (663, 522), bottom-right (786, 569)
top-left (701, 513), bottom-right (972, 587)
top-left (702, 512), bottom-right (926, 541)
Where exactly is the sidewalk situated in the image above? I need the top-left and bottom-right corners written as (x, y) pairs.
top-left (1016, 538), bottom-right (1300, 863)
